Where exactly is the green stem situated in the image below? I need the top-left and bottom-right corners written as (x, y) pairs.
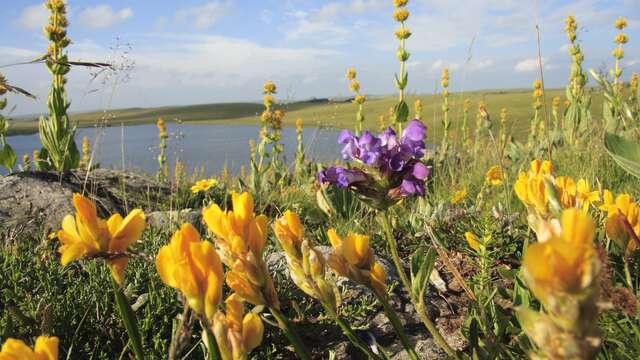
top-left (379, 212), bottom-right (459, 358)
top-left (324, 304), bottom-right (386, 360)
top-left (269, 307), bottom-right (312, 360)
top-left (204, 324), bottom-right (221, 360)
top-left (111, 278), bottom-right (145, 360)
top-left (376, 294), bottom-right (418, 360)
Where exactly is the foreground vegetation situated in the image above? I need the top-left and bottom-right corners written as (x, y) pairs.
top-left (1, 1), bottom-right (640, 359)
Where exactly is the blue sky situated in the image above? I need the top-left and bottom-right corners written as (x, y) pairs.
top-left (2, 0), bottom-right (640, 115)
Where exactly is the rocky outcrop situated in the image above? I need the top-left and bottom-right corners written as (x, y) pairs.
top-left (0, 169), bottom-right (169, 234)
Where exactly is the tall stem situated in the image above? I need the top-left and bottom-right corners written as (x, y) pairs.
top-left (379, 212), bottom-right (458, 358)
top-left (376, 293), bottom-right (418, 360)
top-left (203, 324), bottom-right (221, 360)
top-left (269, 307), bottom-right (312, 360)
top-left (324, 304), bottom-right (386, 360)
top-left (111, 278), bottom-right (145, 360)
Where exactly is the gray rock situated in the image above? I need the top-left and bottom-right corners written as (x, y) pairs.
top-left (0, 169), bottom-right (168, 234)
top-left (146, 209), bottom-right (200, 229)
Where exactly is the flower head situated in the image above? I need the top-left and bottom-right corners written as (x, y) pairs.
top-left (56, 194), bottom-right (146, 284)
top-left (451, 188), bottom-right (467, 205)
top-left (615, 33), bottom-right (628, 45)
top-left (393, 0), bottom-right (408, 7)
top-left (212, 293), bottom-right (264, 360)
top-left (601, 191), bottom-right (640, 255)
top-left (327, 229), bottom-right (387, 297)
top-left (346, 67), bottom-right (357, 81)
top-left (318, 119), bottom-right (430, 208)
top-left (349, 80), bottom-right (360, 93)
top-left (523, 209), bottom-right (598, 308)
top-left (615, 16), bottom-right (628, 30)
top-left (395, 27), bottom-right (412, 40)
top-left (485, 165), bottom-right (503, 186)
top-left (393, 8), bottom-right (409, 22)
top-left (156, 224), bottom-right (223, 321)
top-left (191, 178), bottom-right (218, 194)
top-left (263, 80), bottom-right (276, 94)
top-left (0, 336), bottom-right (59, 360)
top-left (203, 192), bottom-right (279, 307)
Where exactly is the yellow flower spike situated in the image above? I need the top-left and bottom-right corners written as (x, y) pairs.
top-left (56, 194), bottom-right (145, 285)
top-left (393, 8), bottom-right (409, 22)
top-left (394, 0), bottom-right (408, 7)
top-left (349, 80), bottom-right (360, 93)
top-left (156, 224), bottom-right (223, 321)
top-left (346, 67), bottom-right (357, 81)
top-left (0, 336), bottom-right (59, 360)
top-left (451, 188), bottom-right (467, 204)
top-left (263, 80), bottom-right (276, 94)
top-left (485, 165), bottom-right (504, 186)
top-left (615, 16), bottom-right (628, 30)
top-left (464, 232), bottom-right (482, 252)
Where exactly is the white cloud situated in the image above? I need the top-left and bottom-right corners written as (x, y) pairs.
top-left (79, 5), bottom-right (133, 29)
top-left (626, 59), bottom-right (640, 67)
top-left (514, 58), bottom-right (540, 72)
top-left (175, 2), bottom-right (229, 30)
top-left (15, 4), bottom-right (48, 29)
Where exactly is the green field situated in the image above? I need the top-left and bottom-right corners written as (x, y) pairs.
top-left (9, 88), bottom-right (604, 144)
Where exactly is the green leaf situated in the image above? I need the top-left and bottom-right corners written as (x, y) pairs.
top-left (0, 143), bottom-right (16, 171)
top-left (112, 279), bottom-right (145, 359)
top-left (604, 132), bottom-right (640, 178)
top-left (410, 247), bottom-right (436, 299)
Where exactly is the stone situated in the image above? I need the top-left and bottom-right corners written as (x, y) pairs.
top-left (146, 209), bottom-right (200, 229)
top-left (0, 169), bottom-right (169, 234)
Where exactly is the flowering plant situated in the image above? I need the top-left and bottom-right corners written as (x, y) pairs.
top-left (318, 119), bottom-right (430, 209)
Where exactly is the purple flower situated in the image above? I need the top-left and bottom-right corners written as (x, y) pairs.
top-left (357, 131), bottom-right (382, 166)
top-left (338, 129), bottom-right (358, 160)
top-left (397, 162), bottom-right (431, 197)
top-left (400, 120), bottom-right (427, 158)
top-left (317, 166), bottom-right (367, 188)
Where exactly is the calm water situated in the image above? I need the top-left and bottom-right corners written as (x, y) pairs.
top-left (6, 124), bottom-right (342, 176)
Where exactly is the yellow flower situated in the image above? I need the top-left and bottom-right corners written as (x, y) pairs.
top-left (327, 229), bottom-right (386, 297)
top-left (451, 188), bottom-right (467, 204)
top-left (523, 209), bottom-right (598, 306)
top-left (212, 293), bottom-right (264, 360)
top-left (295, 118), bottom-right (303, 132)
top-left (273, 210), bottom-right (304, 259)
top-left (393, 8), bottom-right (409, 22)
top-left (533, 79), bottom-right (542, 90)
top-left (263, 95), bottom-right (274, 107)
top-left (353, 94), bottom-right (366, 104)
top-left (263, 80), bottom-right (276, 94)
top-left (615, 16), bottom-right (628, 30)
top-left (601, 192), bottom-right (640, 255)
top-left (395, 27), bottom-right (411, 40)
top-left (615, 33), bottom-right (628, 44)
top-left (612, 47), bottom-right (625, 59)
top-left (0, 336), bottom-right (59, 360)
top-left (393, 0), bottom-right (408, 7)
top-left (349, 80), bottom-right (360, 93)
top-left (485, 165), bottom-right (503, 186)
top-left (56, 194), bottom-right (146, 285)
top-left (555, 176), bottom-right (577, 209)
top-left (514, 172), bottom-right (548, 215)
top-left (346, 67), bottom-right (357, 80)
top-left (156, 223), bottom-right (223, 322)
top-left (530, 159), bottom-right (553, 175)
top-left (464, 232), bottom-right (482, 252)
top-left (191, 178), bottom-right (218, 194)
top-left (203, 192), bottom-right (278, 307)
top-left (576, 179), bottom-right (600, 211)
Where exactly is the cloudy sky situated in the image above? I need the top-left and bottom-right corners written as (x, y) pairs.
top-left (2, 0), bottom-right (640, 115)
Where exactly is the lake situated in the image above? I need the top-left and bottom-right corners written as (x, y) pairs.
top-left (5, 124), bottom-right (342, 176)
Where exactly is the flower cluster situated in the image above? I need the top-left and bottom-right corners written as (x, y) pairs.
top-left (318, 119), bottom-right (430, 207)
top-left (326, 229), bottom-right (387, 298)
top-left (156, 223), bottom-right (224, 322)
top-left (212, 293), bottom-right (264, 360)
top-left (0, 336), bottom-right (59, 359)
top-left (601, 190), bottom-right (640, 256)
top-left (519, 209), bottom-right (601, 359)
top-left (515, 160), bottom-right (600, 230)
top-left (202, 192), bottom-right (280, 308)
top-left (273, 211), bottom-right (338, 311)
top-left (191, 178), bottom-right (218, 194)
top-left (56, 194), bottom-right (146, 285)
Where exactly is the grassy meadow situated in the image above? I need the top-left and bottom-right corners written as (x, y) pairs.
top-left (2, 1), bottom-right (640, 360)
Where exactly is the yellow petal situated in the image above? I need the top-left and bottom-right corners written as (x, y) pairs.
top-left (370, 261), bottom-right (387, 294)
top-left (202, 204), bottom-right (227, 239)
top-left (60, 243), bottom-right (88, 266)
top-left (232, 192), bottom-right (254, 224)
top-left (464, 232), bottom-right (481, 252)
top-left (0, 338), bottom-right (35, 357)
top-left (327, 228), bottom-right (342, 248)
top-left (155, 245), bottom-right (178, 288)
top-left (561, 208), bottom-right (595, 248)
top-left (34, 336), bottom-right (59, 360)
top-left (226, 271), bottom-right (265, 306)
top-left (61, 214), bottom-right (80, 243)
top-left (73, 193), bottom-right (98, 228)
top-left (225, 293), bottom-right (244, 331)
top-left (109, 209), bottom-right (146, 252)
top-left (248, 215), bottom-right (268, 255)
top-left (343, 233), bottom-right (368, 266)
top-left (242, 312), bottom-right (264, 351)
